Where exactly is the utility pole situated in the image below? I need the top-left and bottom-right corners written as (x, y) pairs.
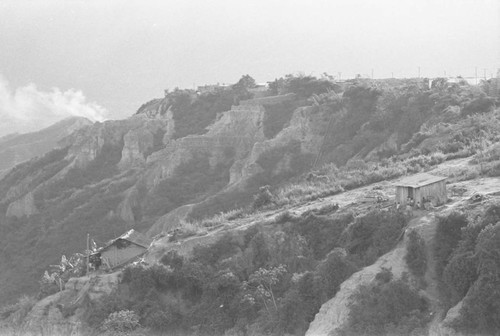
top-left (86, 233), bottom-right (90, 275)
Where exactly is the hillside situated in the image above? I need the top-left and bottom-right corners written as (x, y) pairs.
top-left (0, 117), bottom-right (93, 178)
top-left (0, 74), bottom-right (500, 335)
top-left (3, 156), bottom-right (500, 336)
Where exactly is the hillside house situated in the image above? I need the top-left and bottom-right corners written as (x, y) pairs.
top-left (96, 229), bottom-right (151, 270)
top-left (394, 173), bottom-right (447, 206)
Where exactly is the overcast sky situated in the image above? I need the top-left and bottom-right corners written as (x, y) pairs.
top-left (0, 0), bottom-right (498, 126)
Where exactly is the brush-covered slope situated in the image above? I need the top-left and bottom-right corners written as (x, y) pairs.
top-left (0, 117), bottom-right (92, 178)
top-left (0, 75), bottom-right (497, 307)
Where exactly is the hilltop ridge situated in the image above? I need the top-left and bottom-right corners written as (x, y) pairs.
top-left (1, 74), bottom-right (500, 335)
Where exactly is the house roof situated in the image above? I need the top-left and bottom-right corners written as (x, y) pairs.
top-left (102, 229), bottom-right (151, 250)
top-left (394, 173), bottom-right (447, 188)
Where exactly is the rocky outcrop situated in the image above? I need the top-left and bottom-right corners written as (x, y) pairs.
top-left (116, 186), bottom-right (139, 223)
top-left (143, 103), bottom-right (267, 189)
top-left (235, 105), bottom-right (324, 186)
top-left (119, 114), bottom-right (173, 169)
top-left (119, 127), bottom-right (154, 167)
top-left (6, 192), bottom-right (38, 218)
top-left (63, 118), bottom-right (142, 169)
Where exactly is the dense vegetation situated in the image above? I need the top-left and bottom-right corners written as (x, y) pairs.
top-left (434, 204), bottom-right (500, 334)
top-left (267, 74), bottom-right (339, 99)
top-left (85, 208), bottom-right (408, 335)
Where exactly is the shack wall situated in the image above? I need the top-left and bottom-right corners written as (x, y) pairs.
top-left (395, 186), bottom-right (410, 205)
top-left (414, 180), bottom-right (447, 206)
top-left (395, 180), bottom-right (447, 206)
top-left (101, 244), bottom-right (146, 269)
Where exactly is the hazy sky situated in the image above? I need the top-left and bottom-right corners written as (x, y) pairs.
top-left (0, 0), bottom-right (499, 124)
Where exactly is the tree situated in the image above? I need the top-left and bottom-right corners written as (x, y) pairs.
top-left (234, 74), bottom-right (257, 90)
top-left (245, 265), bottom-right (287, 317)
top-left (232, 74), bottom-right (256, 101)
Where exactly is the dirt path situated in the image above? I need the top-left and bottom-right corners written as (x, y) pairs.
top-left (305, 242), bottom-right (408, 336)
top-left (407, 213), bottom-right (445, 335)
top-left (147, 154), bottom-right (500, 262)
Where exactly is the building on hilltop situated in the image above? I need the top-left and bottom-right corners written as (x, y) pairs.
top-left (394, 173), bottom-right (447, 206)
top-left (489, 69), bottom-right (500, 98)
top-left (91, 229), bottom-right (151, 270)
top-left (197, 83), bottom-right (232, 94)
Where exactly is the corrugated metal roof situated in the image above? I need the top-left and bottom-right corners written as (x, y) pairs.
top-left (394, 173), bottom-right (447, 188)
top-left (102, 229), bottom-right (151, 250)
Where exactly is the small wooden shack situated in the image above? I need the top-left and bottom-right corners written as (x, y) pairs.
top-left (99, 229), bottom-right (151, 270)
top-left (394, 173), bottom-right (447, 206)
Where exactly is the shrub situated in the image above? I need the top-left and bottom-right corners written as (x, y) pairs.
top-left (143, 305), bottom-right (183, 331)
top-left (252, 185), bottom-right (275, 210)
top-left (273, 210), bottom-right (297, 224)
top-left (101, 310), bottom-right (140, 333)
top-left (405, 230), bottom-right (427, 277)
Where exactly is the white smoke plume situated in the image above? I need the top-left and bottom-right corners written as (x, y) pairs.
top-left (0, 75), bottom-right (107, 137)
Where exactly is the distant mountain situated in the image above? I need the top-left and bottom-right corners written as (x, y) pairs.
top-left (0, 117), bottom-right (93, 178)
